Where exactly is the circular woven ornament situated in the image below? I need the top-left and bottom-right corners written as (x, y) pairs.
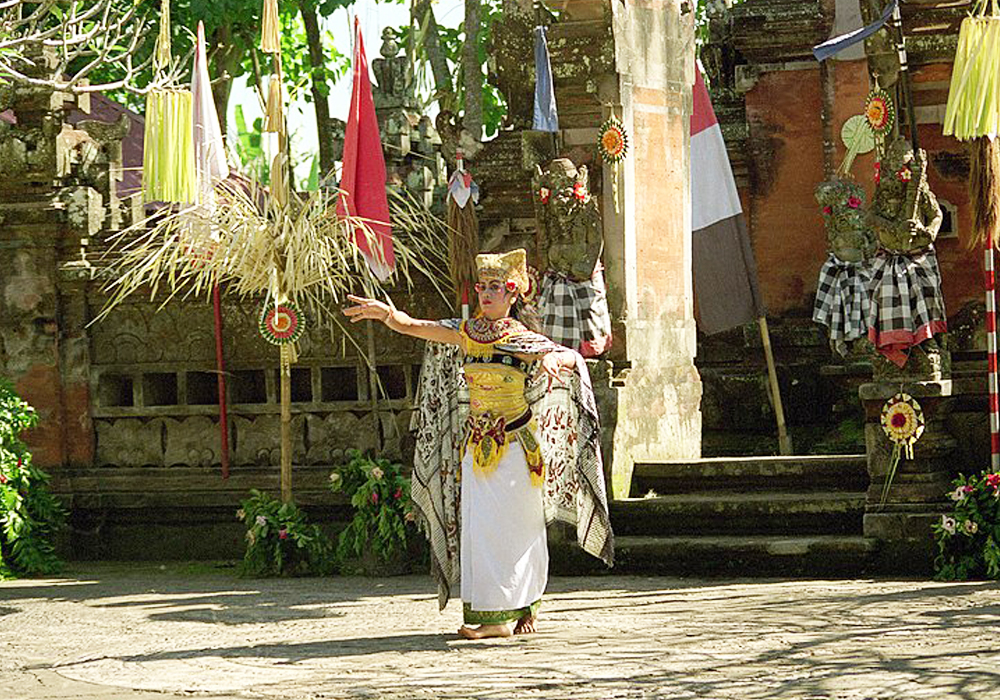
top-left (865, 87), bottom-right (895, 136)
top-left (841, 114), bottom-right (875, 154)
top-left (598, 116), bottom-right (629, 164)
top-left (259, 303), bottom-right (305, 345)
top-left (880, 392), bottom-right (924, 448)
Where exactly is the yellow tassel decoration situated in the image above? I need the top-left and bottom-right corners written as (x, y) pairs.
top-left (264, 76), bottom-right (283, 133)
top-left (143, 89), bottom-right (196, 203)
top-left (261, 0), bottom-right (281, 54)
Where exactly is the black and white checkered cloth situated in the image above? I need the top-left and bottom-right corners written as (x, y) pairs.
top-left (867, 249), bottom-right (947, 358)
top-left (539, 267), bottom-right (613, 356)
top-left (813, 253), bottom-right (872, 344)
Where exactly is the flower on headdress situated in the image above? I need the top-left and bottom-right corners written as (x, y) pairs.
top-left (822, 205), bottom-right (833, 216)
top-left (896, 167), bottom-right (912, 183)
top-left (538, 187), bottom-right (550, 204)
top-left (573, 182), bottom-right (588, 202)
top-left (847, 196), bottom-right (861, 209)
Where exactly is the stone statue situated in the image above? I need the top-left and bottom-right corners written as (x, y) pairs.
top-left (864, 137), bottom-right (948, 375)
top-left (867, 137), bottom-right (943, 253)
top-left (532, 158), bottom-right (612, 356)
top-left (812, 177), bottom-right (876, 356)
top-left (532, 159), bottom-right (603, 281)
top-left (815, 178), bottom-right (876, 263)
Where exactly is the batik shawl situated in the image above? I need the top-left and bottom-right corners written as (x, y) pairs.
top-left (409, 320), bottom-right (614, 609)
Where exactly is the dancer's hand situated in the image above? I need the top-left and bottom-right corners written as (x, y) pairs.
top-left (537, 351), bottom-right (568, 392)
top-left (344, 294), bottom-right (394, 326)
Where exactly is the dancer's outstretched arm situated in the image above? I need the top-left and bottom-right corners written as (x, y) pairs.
top-left (343, 294), bottom-right (462, 345)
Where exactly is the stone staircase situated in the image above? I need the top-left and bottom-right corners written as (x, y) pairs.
top-left (553, 455), bottom-right (879, 577)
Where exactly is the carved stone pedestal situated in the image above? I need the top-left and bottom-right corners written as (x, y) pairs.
top-left (860, 375), bottom-right (974, 574)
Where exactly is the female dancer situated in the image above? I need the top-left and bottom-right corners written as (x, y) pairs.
top-left (345, 249), bottom-right (613, 639)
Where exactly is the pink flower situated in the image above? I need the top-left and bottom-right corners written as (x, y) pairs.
top-left (538, 187), bottom-right (550, 204)
top-left (278, 528), bottom-right (288, 540)
top-left (394, 488), bottom-right (403, 500)
top-left (874, 161), bottom-right (881, 184)
top-left (0, 474), bottom-right (6, 485)
top-left (370, 491), bottom-right (379, 505)
top-left (847, 196), bottom-right (861, 209)
top-left (822, 205), bottom-right (833, 215)
top-left (896, 167), bottom-right (912, 183)
top-left (573, 182), bottom-right (588, 202)
top-left (986, 474), bottom-right (1000, 488)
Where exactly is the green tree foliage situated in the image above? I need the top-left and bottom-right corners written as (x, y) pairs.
top-left (0, 379), bottom-right (66, 579)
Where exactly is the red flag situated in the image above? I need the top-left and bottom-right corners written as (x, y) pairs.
top-left (690, 67), bottom-right (764, 334)
top-left (337, 19), bottom-right (395, 280)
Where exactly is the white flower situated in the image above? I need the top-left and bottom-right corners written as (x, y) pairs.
top-left (371, 467), bottom-right (384, 481)
top-left (964, 520), bottom-right (979, 535)
top-left (236, 508), bottom-right (246, 521)
top-left (255, 515), bottom-right (267, 527)
top-left (941, 515), bottom-right (957, 535)
top-left (950, 487), bottom-right (967, 502)
top-left (329, 472), bottom-right (341, 483)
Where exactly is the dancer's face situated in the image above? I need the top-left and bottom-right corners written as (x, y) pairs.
top-left (475, 276), bottom-right (516, 320)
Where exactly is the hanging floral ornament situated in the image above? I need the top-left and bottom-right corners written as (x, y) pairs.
top-left (598, 113), bottom-right (628, 214)
top-left (865, 84), bottom-right (895, 137)
top-left (879, 392), bottom-right (925, 506)
top-left (259, 302), bottom-right (306, 345)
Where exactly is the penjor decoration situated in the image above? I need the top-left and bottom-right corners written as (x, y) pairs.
top-left (879, 392), bottom-right (925, 505)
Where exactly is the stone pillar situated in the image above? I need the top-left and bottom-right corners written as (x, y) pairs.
top-left (860, 376), bottom-right (967, 573)
top-left (0, 73), bottom-right (99, 469)
top-left (606, 0), bottom-right (701, 497)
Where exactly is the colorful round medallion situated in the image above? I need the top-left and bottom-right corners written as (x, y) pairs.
top-left (598, 115), bottom-right (629, 164)
top-left (880, 392), bottom-right (924, 449)
top-left (865, 87), bottom-right (895, 136)
top-left (259, 302), bottom-right (305, 345)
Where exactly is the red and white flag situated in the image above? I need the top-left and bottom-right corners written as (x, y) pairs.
top-left (337, 19), bottom-right (395, 281)
top-left (690, 67), bottom-right (764, 335)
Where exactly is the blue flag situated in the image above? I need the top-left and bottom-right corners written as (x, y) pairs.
top-left (533, 26), bottom-right (559, 132)
top-left (813, 0), bottom-right (896, 62)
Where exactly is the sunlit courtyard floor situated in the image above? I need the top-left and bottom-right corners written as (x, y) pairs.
top-left (2, 562), bottom-right (999, 699)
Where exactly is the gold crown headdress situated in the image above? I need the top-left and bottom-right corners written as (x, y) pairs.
top-left (475, 249), bottom-right (529, 294)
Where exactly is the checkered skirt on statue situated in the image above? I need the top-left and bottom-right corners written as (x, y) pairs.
top-left (866, 249), bottom-right (947, 366)
top-left (813, 253), bottom-right (872, 344)
top-left (539, 267), bottom-right (612, 357)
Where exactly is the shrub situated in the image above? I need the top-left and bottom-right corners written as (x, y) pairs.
top-left (329, 449), bottom-right (417, 571)
top-left (933, 471), bottom-right (1000, 580)
top-left (237, 490), bottom-right (334, 577)
top-left (0, 378), bottom-right (65, 578)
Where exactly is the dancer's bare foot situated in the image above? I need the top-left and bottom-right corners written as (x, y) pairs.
top-left (457, 623), bottom-right (514, 639)
top-left (513, 615), bottom-right (537, 635)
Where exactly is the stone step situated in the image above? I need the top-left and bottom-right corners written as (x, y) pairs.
top-left (631, 455), bottom-right (868, 496)
top-left (550, 535), bottom-right (879, 577)
top-left (610, 492), bottom-right (865, 536)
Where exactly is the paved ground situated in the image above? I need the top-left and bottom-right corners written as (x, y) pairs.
top-left (2, 563), bottom-right (1000, 699)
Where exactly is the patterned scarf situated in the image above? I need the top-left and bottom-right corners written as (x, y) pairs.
top-left (409, 320), bottom-right (614, 609)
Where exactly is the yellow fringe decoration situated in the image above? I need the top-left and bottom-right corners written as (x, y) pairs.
top-left (143, 89), bottom-right (196, 203)
top-left (261, 0), bottom-right (281, 54)
top-left (264, 76), bottom-right (283, 133)
top-left (944, 4), bottom-right (1000, 140)
top-left (462, 337), bottom-right (496, 358)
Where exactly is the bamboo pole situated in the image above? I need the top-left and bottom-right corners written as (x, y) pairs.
top-left (758, 316), bottom-right (793, 456)
top-left (366, 322), bottom-right (383, 454)
top-left (280, 344), bottom-right (293, 502)
top-left (212, 284), bottom-right (230, 479)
